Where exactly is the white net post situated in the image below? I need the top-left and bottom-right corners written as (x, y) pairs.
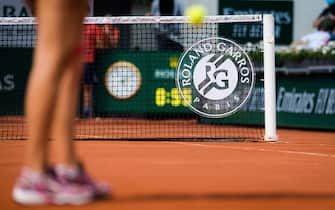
top-left (263, 14), bottom-right (278, 141)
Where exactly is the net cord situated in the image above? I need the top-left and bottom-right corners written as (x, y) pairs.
top-left (0, 15), bottom-right (263, 25)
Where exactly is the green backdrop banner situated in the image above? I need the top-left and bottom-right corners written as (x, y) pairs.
top-left (0, 48), bottom-right (32, 115)
top-left (0, 49), bottom-right (334, 130)
top-left (95, 50), bottom-right (334, 130)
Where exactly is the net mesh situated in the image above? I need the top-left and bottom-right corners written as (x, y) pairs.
top-left (0, 16), bottom-right (265, 141)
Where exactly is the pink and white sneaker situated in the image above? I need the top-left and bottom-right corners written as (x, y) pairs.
top-left (12, 167), bottom-right (93, 205)
top-left (55, 163), bottom-right (110, 199)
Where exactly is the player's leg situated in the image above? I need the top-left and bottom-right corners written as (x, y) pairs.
top-left (52, 55), bottom-right (83, 168)
top-left (52, 40), bottom-right (110, 199)
top-left (13, 0), bottom-right (93, 205)
top-left (25, 0), bottom-right (86, 173)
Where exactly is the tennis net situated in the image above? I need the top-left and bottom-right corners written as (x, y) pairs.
top-left (0, 15), bottom-right (277, 141)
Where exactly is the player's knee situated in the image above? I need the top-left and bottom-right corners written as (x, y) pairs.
top-left (36, 48), bottom-right (80, 82)
top-left (54, 44), bottom-right (81, 67)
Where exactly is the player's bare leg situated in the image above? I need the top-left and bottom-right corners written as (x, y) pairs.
top-left (46, 2), bottom-right (110, 198)
top-left (52, 56), bottom-right (83, 168)
top-left (51, 24), bottom-right (110, 200)
top-left (25, 0), bottom-right (86, 172)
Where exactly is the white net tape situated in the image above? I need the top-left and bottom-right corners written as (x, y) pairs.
top-left (0, 15), bottom-right (263, 25)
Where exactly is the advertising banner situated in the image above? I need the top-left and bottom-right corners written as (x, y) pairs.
top-left (0, 0), bottom-right (31, 17)
top-left (1, 49), bottom-right (334, 130)
top-left (218, 0), bottom-right (294, 45)
top-left (0, 48), bottom-right (32, 115)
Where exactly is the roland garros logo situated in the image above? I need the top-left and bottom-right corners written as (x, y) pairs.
top-left (176, 37), bottom-right (255, 118)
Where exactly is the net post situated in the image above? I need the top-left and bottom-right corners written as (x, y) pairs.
top-left (263, 14), bottom-right (278, 142)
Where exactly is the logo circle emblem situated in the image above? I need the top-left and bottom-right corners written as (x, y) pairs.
top-left (176, 37), bottom-right (255, 118)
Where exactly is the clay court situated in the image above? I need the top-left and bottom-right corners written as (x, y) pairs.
top-left (1, 128), bottom-right (335, 210)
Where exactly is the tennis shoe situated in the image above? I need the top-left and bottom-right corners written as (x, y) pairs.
top-left (12, 167), bottom-right (93, 205)
top-left (55, 163), bottom-right (110, 199)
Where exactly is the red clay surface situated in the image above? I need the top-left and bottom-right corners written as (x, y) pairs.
top-left (0, 129), bottom-right (335, 210)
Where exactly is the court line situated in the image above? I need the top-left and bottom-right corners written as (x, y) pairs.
top-left (278, 141), bottom-right (335, 147)
top-left (174, 142), bottom-right (335, 158)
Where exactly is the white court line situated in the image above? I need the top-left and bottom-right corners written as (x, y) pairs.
top-left (173, 142), bottom-right (335, 159)
top-left (277, 141), bottom-right (335, 147)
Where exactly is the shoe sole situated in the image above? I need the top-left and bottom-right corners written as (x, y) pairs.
top-left (13, 188), bottom-right (93, 205)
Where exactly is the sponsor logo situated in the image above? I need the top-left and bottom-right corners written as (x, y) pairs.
top-left (176, 37), bottom-right (255, 118)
